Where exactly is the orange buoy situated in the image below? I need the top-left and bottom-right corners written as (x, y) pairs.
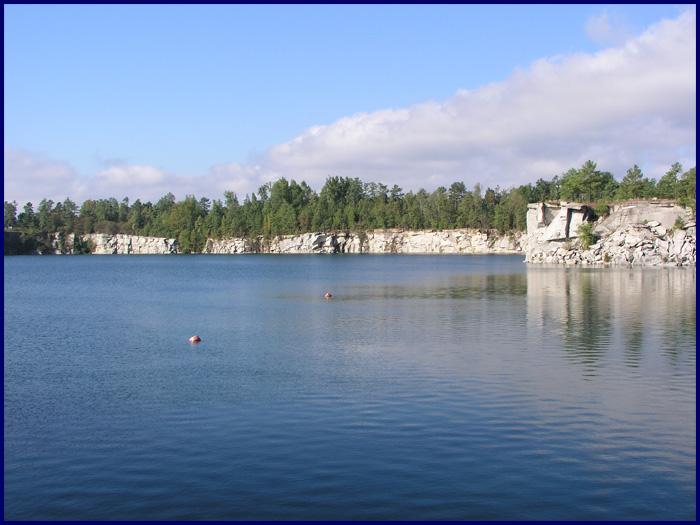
top-left (189, 335), bottom-right (202, 344)
top-left (324, 292), bottom-right (333, 299)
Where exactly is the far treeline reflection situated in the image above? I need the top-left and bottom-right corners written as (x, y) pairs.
top-left (4, 160), bottom-right (696, 253)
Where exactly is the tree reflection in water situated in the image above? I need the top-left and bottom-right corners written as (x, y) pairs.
top-left (526, 267), bottom-right (696, 377)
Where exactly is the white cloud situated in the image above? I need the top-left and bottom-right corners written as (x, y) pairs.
top-left (3, 10), bottom-right (696, 205)
top-left (259, 9), bottom-right (695, 191)
top-left (96, 164), bottom-right (167, 188)
top-left (585, 9), bottom-right (631, 46)
top-left (4, 148), bottom-right (88, 204)
top-left (3, 151), bottom-right (268, 205)
top-left (208, 162), bottom-right (266, 196)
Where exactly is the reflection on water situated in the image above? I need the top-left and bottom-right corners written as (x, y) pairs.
top-left (527, 268), bottom-right (696, 375)
top-left (332, 272), bottom-right (527, 301)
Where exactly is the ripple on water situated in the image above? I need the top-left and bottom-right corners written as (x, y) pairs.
top-left (3, 257), bottom-right (696, 520)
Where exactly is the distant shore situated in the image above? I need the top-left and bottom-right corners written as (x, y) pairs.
top-left (4, 199), bottom-right (696, 267)
top-left (3, 228), bottom-right (525, 256)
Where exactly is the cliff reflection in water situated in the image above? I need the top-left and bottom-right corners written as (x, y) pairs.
top-left (526, 267), bottom-right (696, 374)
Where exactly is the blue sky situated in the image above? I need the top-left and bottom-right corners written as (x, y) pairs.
top-left (3, 4), bottom-right (696, 203)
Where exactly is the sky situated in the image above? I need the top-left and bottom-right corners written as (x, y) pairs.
top-left (3, 4), bottom-right (696, 204)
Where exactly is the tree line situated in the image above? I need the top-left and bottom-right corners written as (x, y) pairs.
top-left (4, 161), bottom-right (696, 253)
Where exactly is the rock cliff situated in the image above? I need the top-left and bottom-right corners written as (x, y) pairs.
top-left (525, 200), bottom-right (695, 266)
top-left (203, 229), bottom-right (525, 255)
top-left (39, 229), bottom-right (523, 255)
top-left (86, 233), bottom-right (178, 254)
top-left (49, 233), bottom-right (178, 255)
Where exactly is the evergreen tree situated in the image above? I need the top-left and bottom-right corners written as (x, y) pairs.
top-left (17, 202), bottom-right (38, 233)
top-left (4, 201), bottom-right (18, 229)
top-left (656, 162), bottom-right (682, 199)
top-left (617, 165), bottom-right (654, 199)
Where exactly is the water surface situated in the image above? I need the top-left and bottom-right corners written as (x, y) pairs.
top-left (4, 255), bottom-right (696, 519)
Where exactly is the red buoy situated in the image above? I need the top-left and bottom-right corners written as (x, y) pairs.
top-left (189, 335), bottom-right (201, 344)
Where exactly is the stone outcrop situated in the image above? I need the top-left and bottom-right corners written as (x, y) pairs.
top-left (203, 237), bottom-right (252, 254)
top-left (87, 234), bottom-right (178, 255)
top-left (526, 201), bottom-right (593, 242)
top-left (202, 229), bottom-right (525, 255)
top-left (49, 233), bottom-right (178, 255)
top-left (24, 229), bottom-right (523, 255)
top-left (525, 200), bottom-right (695, 266)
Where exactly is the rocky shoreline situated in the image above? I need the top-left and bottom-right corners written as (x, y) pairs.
top-left (38, 229), bottom-right (525, 256)
top-left (526, 220), bottom-right (695, 266)
top-left (204, 229), bottom-right (525, 255)
top-left (524, 201), bottom-right (695, 266)
top-left (5, 200), bottom-right (695, 266)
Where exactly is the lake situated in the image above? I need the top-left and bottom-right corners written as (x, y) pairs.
top-left (3, 255), bottom-right (696, 520)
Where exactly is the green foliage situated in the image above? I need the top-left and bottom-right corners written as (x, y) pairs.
top-left (4, 201), bottom-right (18, 229)
top-left (655, 162), bottom-right (682, 199)
top-left (72, 235), bottom-right (93, 255)
top-left (616, 165), bottom-right (656, 199)
top-left (676, 167), bottom-right (696, 213)
top-left (577, 223), bottom-right (596, 250)
top-left (559, 161), bottom-right (618, 202)
top-left (593, 203), bottom-right (610, 219)
top-left (9, 161), bottom-right (695, 252)
top-left (16, 202), bottom-right (39, 234)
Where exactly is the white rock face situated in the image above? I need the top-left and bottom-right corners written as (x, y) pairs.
top-left (525, 201), bottom-right (695, 266)
top-left (50, 233), bottom-right (178, 254)
top-left (205, 229), bottom-right (525, 255)
top-left (203, 237), bottom-right (250, 254)
top-left (595, 201), bottom-right (691, 235)
top-left (527, 202), bottom-right (590, 242)
top-left (86, 234), bottom-right (178, 254)
top-left (46, 229), bottom-right (524, 255)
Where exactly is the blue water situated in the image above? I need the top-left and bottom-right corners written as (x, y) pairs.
top-left (3, 255), bottom-right (696, 520)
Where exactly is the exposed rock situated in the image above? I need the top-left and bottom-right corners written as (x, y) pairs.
top-left (204, 229), bottom-right (525, 255)
top-left (36, 229), bottom-right (523, 256)
top-left (527, 202), bottom-right (593, 243)
top-left (86, 234), bottom-right (178, 255)
top-left (526, 200), bottom-right (695, 266)
top-left (204, 237), bottom-right (251, 254)
top-left (49, 233), bottom-right (178, 255)
top-left (594, 200), bottom-right (691, 236)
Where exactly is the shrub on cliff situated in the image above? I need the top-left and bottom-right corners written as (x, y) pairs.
top-left (577, 223), bottom-right (596, 249)
top-left (593, 203), bottom-right (610, 219)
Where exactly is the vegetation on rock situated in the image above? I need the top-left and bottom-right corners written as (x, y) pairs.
top-left (577, 223), bottom-right (597, 250)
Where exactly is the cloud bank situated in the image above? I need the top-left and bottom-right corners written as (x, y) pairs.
top-left (4, 9), bottom-right (695, 205)
top-left (4, 149), bottom-right (267, 205)
top-left (585, 9), bottom-right (632, 46)
top-left (263, 9), bottom-right (695, 191)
